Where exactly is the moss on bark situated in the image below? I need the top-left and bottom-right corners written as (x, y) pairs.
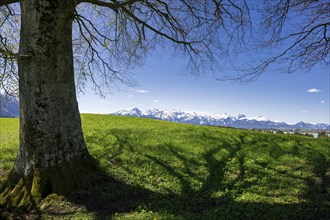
top-left (0, 0), bottom-right (99, 214)
top-left (0, 154), bottom-right (98, 211)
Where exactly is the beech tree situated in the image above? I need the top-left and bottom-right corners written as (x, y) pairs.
top-left (0, 0), bottom-right (328, 210)
top-left (0, 0), bottom-right (251, 210)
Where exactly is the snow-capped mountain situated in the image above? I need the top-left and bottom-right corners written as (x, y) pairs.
top-left (0, 93), bottom-right (19, 117)
top-left (112, 108), bottom-right (330, 130)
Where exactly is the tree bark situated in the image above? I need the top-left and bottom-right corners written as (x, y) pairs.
top-left (0, 0), bottom-right (96, 209)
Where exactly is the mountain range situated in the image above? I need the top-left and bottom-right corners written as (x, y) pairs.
top-left (0, 93), bottom-right (19, 117)
top-left (112, 108), bottom-right (330, 130)
top-left (1, 97), bottom-right (328, 131)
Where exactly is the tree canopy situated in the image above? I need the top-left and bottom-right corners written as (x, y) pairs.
top-left (1, 0), bottom-right (328, 96)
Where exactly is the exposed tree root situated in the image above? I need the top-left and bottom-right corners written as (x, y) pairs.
top-left (0, 155), bottom-right (98, 212)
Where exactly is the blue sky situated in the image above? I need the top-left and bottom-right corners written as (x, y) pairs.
top-left (77, 51), bottom-right (329, 124)
top-left (74, 0), bottom-right (330, 125)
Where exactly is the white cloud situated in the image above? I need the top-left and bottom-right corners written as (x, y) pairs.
top-left (321, 100), bottom-right (325, 103)
top-left (153, 99), bottom-right (160, 103)
top-left (127, 94), bottom-right (134, 98)
top-left (98, 100), bottom-right (111, 104)
top-left (301, 110), bottom-right (308, 113)
top-left (136, 89), bottom-right (149, 93)
top-left (307, 88), bottom-right (321, 93)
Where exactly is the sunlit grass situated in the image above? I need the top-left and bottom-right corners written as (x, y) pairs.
top-left (0, 118), bottom-right (19, 172)
top-left (0, 114), bottom-right (329, 219)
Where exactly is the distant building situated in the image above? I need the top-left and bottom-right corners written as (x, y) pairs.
top-left (311, 133), bottom-right (318, 139)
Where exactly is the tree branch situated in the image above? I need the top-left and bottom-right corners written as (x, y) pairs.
top-left (120, 6), bottom-right (198, 53)
top-left (79, 0), bottom-right (140, 11)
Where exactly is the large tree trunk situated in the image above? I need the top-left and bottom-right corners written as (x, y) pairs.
top-left (0, 0), bottom-right (96, 209)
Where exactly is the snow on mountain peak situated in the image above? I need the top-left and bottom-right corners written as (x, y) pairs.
top-left (237, 114), bottom-right (247, 120)
top-left (214, 112), bottom-right (232, 119)
top-left (112, 107), bottom-right (329, 130)
top-left (117, 107), bottom-right (142, 116)
top-left (246, 116), bottom-right (268, 122)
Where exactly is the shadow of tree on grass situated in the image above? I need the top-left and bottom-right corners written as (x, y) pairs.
top-left (2, 128), bottom-right (328, 219)
top-left (69, 130), bottom-right (330, 219)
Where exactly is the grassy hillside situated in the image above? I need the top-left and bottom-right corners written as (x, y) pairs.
top-left (0, 114), bottom-right (329, 219)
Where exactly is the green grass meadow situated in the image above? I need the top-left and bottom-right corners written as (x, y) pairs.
top-left (0, 114), bottom-right (329, 219)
